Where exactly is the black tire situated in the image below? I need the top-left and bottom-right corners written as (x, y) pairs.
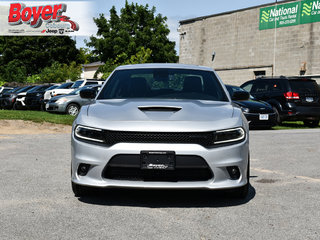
top-left (67, 103), bottom-right (80, 116)
top-left (13, 102), bottom-right (19, 110)
top-left (272, 107), bottom-right (282, 125)
top-left (229, 157), bottom-right (250, 199)
top-left (40, 103), bottom-right (46, 111)
top-left (72, 182), bottom-right (90, 197)
top-left (303, 120), bottom-right (320, 128)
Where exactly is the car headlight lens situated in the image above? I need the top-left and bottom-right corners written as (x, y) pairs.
top-left (214, 127), bottom-right (245, 144)
top-left (56, 97), bottom-right (68, 104)
top-left (241, 107), bottom-right (250, 113)
top-left (75, 125), bottom-right (104, 143)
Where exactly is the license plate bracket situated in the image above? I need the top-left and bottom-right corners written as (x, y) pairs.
top-left (140, 151), bottom-right (175, 170)
top-left (306, 97), bottom-right (314, 103)
top-left (259, 114), bottom-right (269, 120)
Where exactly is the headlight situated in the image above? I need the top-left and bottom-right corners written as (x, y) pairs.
top-left (214, 127), bottom-right (245, 144)
top-left (75, 125), bottom-right (104, 143)
top-left (56, 97), bottom-right (68, 104)
top-left (36, 93), bottom-right (42, 97)
top-left (241, 107), bottom-right (250, 113)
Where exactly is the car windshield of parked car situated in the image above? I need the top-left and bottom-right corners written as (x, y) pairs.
top-left (8, 87), bottom-right (22, 93)
top-left (71, 80), bottom-right (84, 89)
top-left (46, 85), bottom-right (59, 91)
top-left (16, 86), bottom-right (32, 93)
top-left (69, 85), bottom-right (92, 95)
top-left (28, 85), bottom-right (50, 93)
top-left (97, 68), bottom-right (229, 102)
top-left (289, 79), bottom-right (320, 93)
top-left (56, 82), bottom-right (73, 89)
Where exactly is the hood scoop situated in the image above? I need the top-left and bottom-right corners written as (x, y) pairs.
top-left (138, 106), bottom-right (182, 112)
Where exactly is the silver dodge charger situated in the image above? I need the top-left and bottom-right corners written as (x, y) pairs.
top-left (71, 64), bottom-right (250, 198)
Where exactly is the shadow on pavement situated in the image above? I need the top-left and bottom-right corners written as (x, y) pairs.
top-left (77, 184), bottom-right (256, 208)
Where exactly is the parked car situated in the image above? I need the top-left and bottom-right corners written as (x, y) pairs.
top-left (0, 87), bottom-right (22, 109)
top-left (46, 84), bottom-right (102, 116)
top-left (46, 79), bottom-right (104, 102)
top-left (0, 86), bottom-right (35, 109)
top-left (71, 64), bottom-right (250, 198)
top-left (43, 82), bottom-right (74, 105)
top-left (241, 77), bottom-right (320, 127)
top-left (25, 85), bottom-right (55, 110)
top-left (0, 86), bottom-right (13, 94)
top-left (226, 85), bottom-right (276, 128)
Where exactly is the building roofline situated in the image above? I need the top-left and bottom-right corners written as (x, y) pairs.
top-left (179, 0), bottom-right (298, 25)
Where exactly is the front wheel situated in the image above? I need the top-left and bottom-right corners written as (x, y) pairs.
top-left (67, 103), bottom-right (80, 116)
top-left (272, 107), bottom-right (282, 125)
top-left (303, 120), bottom-right (319, 128)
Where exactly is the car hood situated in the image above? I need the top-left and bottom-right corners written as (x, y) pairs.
top-left (77, 99), bottom-right (244, 132)
top-left (234, 100), bottom-right (273, 112)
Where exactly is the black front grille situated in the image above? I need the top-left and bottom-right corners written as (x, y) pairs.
top-left (103, 131), bottom-right (214, 147)
top-left (102, 154), bottom-right (213, 182)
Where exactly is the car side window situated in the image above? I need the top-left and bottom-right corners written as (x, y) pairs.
top-left (242, 82), bottom-right (253, 93)
top-left (251, 81), bottom-right (270, 93)
top-left (270, 80), bottom-right (283, 92)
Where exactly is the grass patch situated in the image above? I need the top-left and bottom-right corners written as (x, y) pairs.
top-left (0, 110), bottom-right (75, 125)
top-left (272, 121), bottom-right (320, 130)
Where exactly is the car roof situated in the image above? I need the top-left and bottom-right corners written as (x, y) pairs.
top-left (115, 63), bottom-right (214, 71)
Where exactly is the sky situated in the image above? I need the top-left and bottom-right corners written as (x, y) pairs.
top-left (75, 0), bottom-right (287, 54)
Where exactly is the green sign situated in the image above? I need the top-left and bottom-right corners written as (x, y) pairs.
top-left (259, 0), bottom-right (320, 30)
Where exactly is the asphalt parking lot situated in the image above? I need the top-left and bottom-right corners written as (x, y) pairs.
top-left (0, 129), bottom-right (319, 240)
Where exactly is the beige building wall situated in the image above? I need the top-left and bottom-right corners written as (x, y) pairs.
top-left (179, 0), bottom-right (320, 85)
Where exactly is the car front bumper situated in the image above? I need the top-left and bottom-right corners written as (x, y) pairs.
top-left (46, 102), bottom-right (68, 113)
top-left (244, 112), bottom-right (276, 127)
top-left (71, 132), bottom-right (249, 190)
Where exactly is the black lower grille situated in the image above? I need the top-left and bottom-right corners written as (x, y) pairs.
top-left (102, 154), bottom-right (213, 182)
top-left (103, 131), bottom-right (214, 147)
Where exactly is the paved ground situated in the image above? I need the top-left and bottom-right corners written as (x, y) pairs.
top-left (0, 128), bottom-right (319, 240)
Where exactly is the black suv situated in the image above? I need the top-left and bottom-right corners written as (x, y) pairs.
top-left (240, 77), bottom-right (320, 127)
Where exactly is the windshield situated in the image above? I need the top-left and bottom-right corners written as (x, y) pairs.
top-left (69, 86), bottom-right (92, 95)
top-left (71, 80), bottom-right (84, 89)
top-left (46, 85), bottom-right (59, 91)
top-left (56, 82), bottom-right (73, 89)
top-left (28, 85), bottom-right (51, 93)
top-left (7, 87), bottom-right (22, 93)
top-left (289, 79), bottom-right (320, 93)
top-left (97, 68), bottom-right (228, 102)
top-left (16, 86), bottom-right (32, 93)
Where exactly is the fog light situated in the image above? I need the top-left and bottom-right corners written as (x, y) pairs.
top-left (227, 166), bottom-right (240, 180)
top-left (77, 163), bottom-right (91, 176)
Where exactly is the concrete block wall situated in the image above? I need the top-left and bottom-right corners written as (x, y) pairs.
top-left (179, 1), bottom-right (320, 85)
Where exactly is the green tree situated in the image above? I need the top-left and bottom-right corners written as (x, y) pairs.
top-left (0, 36), bottom-right (84, 83)
top-left (38, 61), bottom-right (82, 83)
top-left (95, 47), bottom-right (152, 79)
top-left (87, 1), bottom-right (178, 64)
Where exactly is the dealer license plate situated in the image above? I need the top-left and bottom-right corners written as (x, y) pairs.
top-left (306, 97), bottom-right (314, 103)
top-left (140, 151), bottom-right (175, 170)
top-left (259, 114), bottom-right (269, 120)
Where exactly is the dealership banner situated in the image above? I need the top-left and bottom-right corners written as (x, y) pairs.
top-left (0, 1), bottom-right (93, 35)
top-left (259, 0), bottom-right (320, 30)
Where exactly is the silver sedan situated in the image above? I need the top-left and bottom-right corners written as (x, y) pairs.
top-left (71, 64), bottom-right (250, 198)
top-left (46, 85), bottom-right (101, 116)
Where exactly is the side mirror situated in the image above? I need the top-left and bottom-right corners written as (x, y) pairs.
top-left (232, 91), bottom-right (249, 101)
top-left (80, 89), bottom-right (96, 99)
